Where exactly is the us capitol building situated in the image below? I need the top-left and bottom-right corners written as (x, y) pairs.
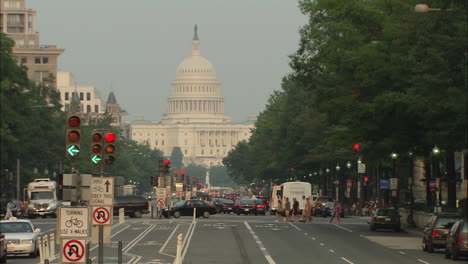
top-left (130, 26), bottom-right (255, 167)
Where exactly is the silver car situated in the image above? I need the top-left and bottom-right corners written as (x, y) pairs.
top-left (0, 217), bottom-right (41, 257)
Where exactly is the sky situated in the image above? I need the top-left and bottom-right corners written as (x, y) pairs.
top-left (28, 0), bottom-right (308, 123)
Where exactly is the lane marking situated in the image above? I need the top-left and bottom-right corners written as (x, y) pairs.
top-left (180, 221), bottom-right (197, 263)
top-left (320, 243), bottom-right (325, 246)
top-left (333, 224), bottom-right (353, 232)
top-left (289, 222), bottom-right (302, 231)
top-left (244, 222), bottom-right (277, 264)
top-left (341, 257), bottom-right (354, 264)
top-left (123, 224), bottom-right (156, 252)
top-left (312, 237), bottom-right (316, 240)
top-left (399, 251), bottom-right (406, 255)
top-left (159, 224), bottom-right (180, 254)
top-left (329, 249), bottom-right (335, 253)
top-left (417, 259), bottom-right (430, 264)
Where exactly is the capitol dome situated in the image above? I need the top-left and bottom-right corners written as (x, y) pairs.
top-left (176, 56), bottom-right (216, 79)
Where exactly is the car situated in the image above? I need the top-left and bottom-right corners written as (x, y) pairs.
top-left (113, 196), bottom-right (149, 218)
top-left (369, 208), bottom-right (401, 232)
top-left (252, 199), bottom-right (267, 215)
top-left (0, 233), bottom-right (6, 263)
top-left (236, 199), bottom-right (260, 215)
top-left (313, 196), bottom-right (334, 216)
top-left (211, 198), bottom-right (235, 214)
top-left (256, 196), bottom-right (270, 210)
top-left (162, 199), bottom-right (217, 218)
top-left (445, 219), bottom-right (468, 260)
top-left (422, 214), bottom-right (460, 253)
top-left (0, 217), bottom-right (41, 257)
top-left (0, 199), bottom-right (25, 219)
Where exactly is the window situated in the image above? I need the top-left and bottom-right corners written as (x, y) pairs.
top-left (161, 140), bottom-right (165, 146)
top-left (94, 105), bottom-right (99, 113)
top-left (64, 92), bottom-right (69, 100)
top-left (86, 92), bottom-right (91, 101)
top-left (185, 150), bottom-right (187, 155)
top-left (201, 150), bottom-right (204, 155)
top-left (34, 57), bottom-right (41, 64)
top-left (33, 71), bottom-right (49, 82)
top-left (155, 140), bottom-right (158, 146)
top-left (79, 93), bottom-right (83, 100)
top-left (20, 57), bottom-right (27, 64)
top-left (86, 105), bottom-right (91, 113)
top-left (42, 57), bottom-right (48, 64)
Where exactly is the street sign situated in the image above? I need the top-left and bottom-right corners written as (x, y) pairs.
top-left (358, 163), bottom-right (366, 173)
top-left (157, 198), bottom-right (166, 207)
top-left (90, 177), bottom-right (114, 206)
top-left (92, 206), bottom-right (112, 225)
top-left (62, 239), bottom-right (87, 263)
top-left (380, 179), bottom-right (390, 189)
top-left (165, 186), bottom-right (171, 198)
top-left (156, 188), bottom-right (166, 199)
top-left (185, 191), bottom-right (191, 200)
top-left (390, 178), bottom-right (398, 190)
top-left (58, 207), bottom-right (89, 238)
top-left (175, 183), bottom-right (183, 192)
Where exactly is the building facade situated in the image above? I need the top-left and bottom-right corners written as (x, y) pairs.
top-left (131, 26), bottom-right (254, 167)
top-left (1, 0), bottom-right (63, 83)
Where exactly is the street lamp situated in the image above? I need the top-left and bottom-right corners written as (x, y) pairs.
top-left (390, 152), bottom-right (398, 208)
top-left (432, 145), bottom-right (440, 155)
top-left (432, 145), bottom-right (441, 212)
top-left (407, 151), bottom-right (416, 227)
top-left (346, 161), bottom-right (352, 169)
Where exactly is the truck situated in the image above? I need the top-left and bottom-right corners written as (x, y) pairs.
top-left (270, 182), bottom-right (312, 213)
top-left (25, 178), bottom-right (58, 218)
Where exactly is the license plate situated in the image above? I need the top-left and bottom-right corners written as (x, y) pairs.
top-left (39, 212), bottom-right (44, 215)
top-left (227, 208), bottom-right (232, 210)
top-left (245, 209), bottom-right (250, 211)
top-left (385, 218), bottom-right (390, 221)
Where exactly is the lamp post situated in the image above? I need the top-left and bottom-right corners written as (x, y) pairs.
top-left (335, 164), bottom-right (341, 201)
top-left (325, 168), bottom-right (331, 196)
top-left (390, 152), bottom-right (398, 208)
top-left (407, 151), bottom-right (416, 227)
top-left (432, 145), bottom-right (441, 212)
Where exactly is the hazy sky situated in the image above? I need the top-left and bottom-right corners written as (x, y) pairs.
top-left (28, 0), bottom-right (307, 122)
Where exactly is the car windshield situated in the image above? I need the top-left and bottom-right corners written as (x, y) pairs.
top-left (376, 209), bottom-right (398, 216)
top-left (30, 191), bottom-right (54, 200)
top-left (218, 199), bottom-right (233, 203)
top-left (435, 217), bottom-right (458, 229)
top-left (174, 201), bottom-right (186, 207)
top-left (253, 199), bottom-right (264, 205)
top-left (240, 200), bottom-right (255, 204)
top-left (0, 222), bottom-right (33, 233)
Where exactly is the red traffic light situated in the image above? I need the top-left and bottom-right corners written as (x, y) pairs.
top-left (67, 116), bottom-right (80, 127)
top-left (353, 144), bottom-right (360, 150)
top-left (105, 132), bottom-right (116, 142)
top-left (364, 176), bottom-right (369, 182)
top-left (164, 159), bottom-right (170, 165)
top-left (290, 168), bottom-right (295, 171)
top-left (180, 171), bottom-right (185, 175)
top-left (67, 131), bottom-right (80, 142)
top-left (174, 171), bottom-right (178, 175)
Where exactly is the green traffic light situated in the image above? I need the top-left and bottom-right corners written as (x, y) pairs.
top-left (67, 145), bottom-right (80, 156)
top-left (91, 154), bottom-right (102, 164)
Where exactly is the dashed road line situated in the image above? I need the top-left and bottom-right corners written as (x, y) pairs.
top-left (320, 243), bottom-right (325, 246)
top-left (289, 222), bottom-right (302, 231)
top-left (244, 222), bottom-right (276, 264)
top-left (417, 259), bottom-right (430, 264)
top-left (399, 251), bottom-right (406, 255)
top-left (333, 224), bottom-right (353, 232)
top-left (341, 257), bottom-right (354, 264)
top-left (329, 249), bottom-right (335, 253)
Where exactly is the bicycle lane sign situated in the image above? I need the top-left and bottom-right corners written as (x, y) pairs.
top-left (58, 207), bottom-right (89, 238)
top-left (62, 239), bottom-right (86, 263)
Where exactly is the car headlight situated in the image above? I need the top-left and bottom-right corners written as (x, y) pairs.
top-left (21, 239), bottom-right (33, 244)
top-left (48, 203), bottom-right (57, 210)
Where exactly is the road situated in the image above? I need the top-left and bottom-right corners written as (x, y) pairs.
top-left (6, 213), bottom-right (461, 264)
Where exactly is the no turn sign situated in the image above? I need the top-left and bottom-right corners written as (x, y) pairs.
top-left (62, 239), bottom-right (86, 263)
top-left (92, 206), bottom-right (112, 225)
top-left (157, 198), bottom-right (166, 207)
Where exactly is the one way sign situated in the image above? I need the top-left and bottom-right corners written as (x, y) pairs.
top-left (90, 177), bottom-right (114, 206)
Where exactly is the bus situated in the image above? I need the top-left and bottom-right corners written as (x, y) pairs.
top-left (271, 182), bottom-right (312, 212)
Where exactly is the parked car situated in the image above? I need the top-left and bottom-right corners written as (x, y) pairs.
top-left (211, 198), bottom-right (235, 214)
top-left (0, 233), bottom-right (6, 263)
top-left (422, 214), bottom-right (460, 253)
top-left (162, 199), bottom-right (217, 218)
top-left (0, 217), bottom-right (41, 257)
top-left (445, 219), bottom-right (468, 260)
top-left (113, 196), bottom-right (149, 218)
top-left (369, 208), bottom-right (401, 232)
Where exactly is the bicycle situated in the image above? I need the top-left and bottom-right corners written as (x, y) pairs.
top-left (65, 217), bottom-right (83, 228)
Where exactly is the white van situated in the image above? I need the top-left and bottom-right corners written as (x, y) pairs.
top-left (280, 182), bottom-right (312, 210)
top-left (270, 185), bottom-right (282, 213)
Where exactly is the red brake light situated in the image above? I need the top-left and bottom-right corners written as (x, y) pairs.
top-left (209, 202), bottom-right (214, 206)
top-left (374, 217), bottom-right (380, 222)
top-left (258, 205), bottom-right (265, 208)
top-left (431, 230), bottom-right (437, 238)
top-left (457, 235), bottom-right (462, 245)
top-left (253, 204), bottom-right (257, 208)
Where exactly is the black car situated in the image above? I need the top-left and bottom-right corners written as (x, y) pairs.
top-left (445, 219), bottom-right (468, 260)
top-left (422, 214), bottom-right (459, 253)
top-left (162, 199), bottom-right (217, 218)
top-left (253, 199), bottom-right (267, 215)
top-left (236, 199), bottom-right (260, 215)
top-left (113, 195), bottom-right (149, 218)
top-left (211, 198), bottom-right (235, 214)
top-left (369, 208), bottom-right (401, 232)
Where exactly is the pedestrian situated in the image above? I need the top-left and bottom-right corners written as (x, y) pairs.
top-left (292, 198), bottom-right (300, 222)
top-left (4, 199), bottom-right (15, 219)
top-left (331, 201), bottom-right (342, 224)
top-left (304, 197), bottom-right (312, 222)
top-left (275, 199), bottom-right (285, 222)
top-left (284, 197), bottom-right (291, 222)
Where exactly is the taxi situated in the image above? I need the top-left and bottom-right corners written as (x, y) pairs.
top-left (0, 217), bottom-right (41, 257)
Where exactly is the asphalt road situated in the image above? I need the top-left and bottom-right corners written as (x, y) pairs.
top-left (6, 213), bottom-right (463, 264)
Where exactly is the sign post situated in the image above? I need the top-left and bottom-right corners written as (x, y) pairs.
top-left (91, 177), bottom-right (114, 264)
top-left (58, 207), bottom-right (89, 263)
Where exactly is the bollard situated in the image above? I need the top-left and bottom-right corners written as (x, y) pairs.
top-left (86, 241), bottom-right (91, 264)
top-left (49, 233), bottom-right (55, 260)
top-left (118, 241), bottom-right (123, 264)
top-left (175, 233), bottom-right (183, 264)
top-left (119, 208), bottom-right (125, 223)
top-left (43, 234), bottom-right (50, 261)
top-left (193, 207), bottom-right (196, 222)
top-left (38, 236), bottom-right (44, 264)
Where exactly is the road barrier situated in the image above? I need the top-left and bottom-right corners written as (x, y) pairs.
top-left (118, 240), bottom-right (123, 264)
top-left (193, 208), bottom-right (196, 222)
top-left (174, 233), bottom-right (183, 264)
top-left (48, 233), bottom-right (55, 259)
top-left (119, 208), bottom-right (125, 223)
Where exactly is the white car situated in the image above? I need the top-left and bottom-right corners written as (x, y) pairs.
top-left (0, 217), bottom-right (41, 257)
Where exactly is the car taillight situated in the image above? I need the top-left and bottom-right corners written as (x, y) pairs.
top-left (253, 204), bottom-right (257, 208)
top-left (457, 235), bottom-right (462, 245)
top-left (147, 203), bottom-right (150, 209)
top-left (396, 218), bottom-right (400, 223)
top-left (234, 204), bottom-right (239, 207)
top-left (374, 217), bottom-right (380, 222)
top-left (258, 205), bottom-right (265, 208)
top-left (431, 230), bottom-right (437, 238)
top-left (209, 202), bottom-right (214, 206)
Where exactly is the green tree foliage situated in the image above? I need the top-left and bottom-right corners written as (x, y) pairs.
top-left (209, 165), bottom-right (235, 187)
top-left (184, 163), bottom-right (206, 184)
top-left (170, 146), bottom-right (184, 171)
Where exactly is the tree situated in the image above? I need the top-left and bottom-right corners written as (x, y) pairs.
top-left (170, 147), bottom-right (184, 171)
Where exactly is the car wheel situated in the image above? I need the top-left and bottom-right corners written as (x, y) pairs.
top-left (173, 211), bottom-right (181, 218)
top-left (30, 245), bottom-right (39, 258)
top-left (133, 210), bottom-right (142, 218)
top-left (445, 247), bottom-right (451, 259)
top-left (422, 239), bottom-right (428, 251)
top-left (393, 227), bottom-right (400, 232)
top-left (0, 251), bottom-right (6, 263)
top-left (237, 213), bottom-right (240, 215)
top-left (202, 211), bottom-right (210, 218)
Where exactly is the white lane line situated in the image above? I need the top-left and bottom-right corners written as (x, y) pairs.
top-left (312, 237), bottom-right (316, 240)
top-left (123, 224), bottom-right (156, 253)
top-left (179, 221), bottom-right (197, 263)
top-left (159, 224), bottom-right (180, 254)
top-left (399, 251), bottom-right (406, 255)
top-left (320, 243), bottom-right (325, 246)
top-left (333, 224), bottom-right (353, 232)
top-left (289, 222), bottom-right (302, 231)
top-left (341, 257), bottom-right (354, 264)
top-left (244, 222), bottom-right (277, 264)
top-left (90, 224), bottom-right (131, 252)
top-left (417, 259), bottom-right (430, 264)
top-left (329, 249), bottom-right (335, 253)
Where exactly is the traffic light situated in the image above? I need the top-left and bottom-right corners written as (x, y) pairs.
top-left (103, 131), bottom-right (116, 166)
top-left (353, 144), bottom-right (360, 151)
top-left (364, 176), bottom-right (369, 182)
top-left (91, 130), bottom-right (104, 165)
top-left (66, 115), bottom-right (81, 158)
top-left (163, 159), bottom-right (170, 174)
top-left (174, 171), bottom-right (178, 181)
top-left (151, 176), bottom-right (158, 186)
top-left (158, 159), bottom-right (164, 173)
top-left (181, 171), bottom-right (185, 181)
